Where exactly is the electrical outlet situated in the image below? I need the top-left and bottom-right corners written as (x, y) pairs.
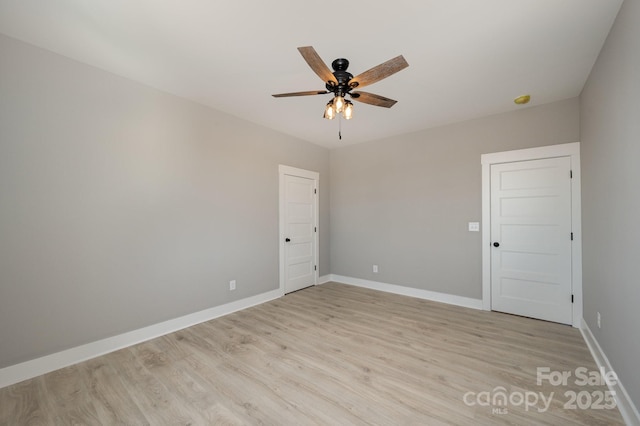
top-left (229, 280), bottom-right (236, 291)
top-left (597, 312), bottom-right (601, 329)
top-left (373, 265), bottom-right (379, 273)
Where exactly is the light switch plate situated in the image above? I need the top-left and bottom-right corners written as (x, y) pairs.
top-left (468, 222), bottom-right (480, 232)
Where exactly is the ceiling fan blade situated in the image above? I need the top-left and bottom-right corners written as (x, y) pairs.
top-left (351, 91), bottom-right (398, 108)
top-left (350, 55), bottom-right (409, 89)
top-left (297, 46), bottom-right (337, 85)
top-left (272, 90), bottom-right (329, 97)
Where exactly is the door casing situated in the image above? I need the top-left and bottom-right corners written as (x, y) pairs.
top-left (481, 142), bottom-right (582, 327)
top-left (279, 165), bottom-right (319, 295)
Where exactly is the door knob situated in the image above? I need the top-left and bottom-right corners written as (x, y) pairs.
top-left (493, 242), bottom-right (500, 247)
top-left (285, 238), bottom-right (291, 242)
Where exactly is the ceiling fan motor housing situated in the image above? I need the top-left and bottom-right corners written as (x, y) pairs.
top-left (327, 58), bottom-right (354, 96)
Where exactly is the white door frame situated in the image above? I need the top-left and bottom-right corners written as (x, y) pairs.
top-left (481, 142), bottom-right (582, 327)
top-left (278, 165), bottom-right (319, 295)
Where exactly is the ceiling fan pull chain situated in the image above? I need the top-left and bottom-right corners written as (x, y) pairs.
top-left (339, 114), bottom-right (342, 140)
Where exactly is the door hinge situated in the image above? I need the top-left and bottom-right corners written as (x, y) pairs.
top-left (314, 226), bottom-right (317, 232)
top-left (314, 188), bottom-right (317, 194)
top-left (571, 294), bottom-right (574, 303)
top-left (314, 265), bottom-right (317, 271)
top-left (571, 232), bottom-right (574, 240)
top-left (570, 170), bottom-right (573, 179)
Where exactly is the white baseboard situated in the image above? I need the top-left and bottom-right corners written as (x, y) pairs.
top-left (580, 319), bottom-right (640, 426)
top-left (328, 274), bottom-right (483, 310)
top-left (0, 289), bottom-right (282, 389)
top-left (318, 274), bottom-right (332, 284)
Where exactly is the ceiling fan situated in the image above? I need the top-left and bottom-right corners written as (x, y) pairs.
top-left (272, 46), bottom-right (409, 121)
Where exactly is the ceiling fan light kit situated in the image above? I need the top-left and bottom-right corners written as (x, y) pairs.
top-left (324, 96), bottom-right (353, 120)
top-left (273, 46), bottom-right (408, 130)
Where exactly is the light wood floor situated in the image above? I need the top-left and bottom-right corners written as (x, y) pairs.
top-left (0, 283), bottom-right (625, 425)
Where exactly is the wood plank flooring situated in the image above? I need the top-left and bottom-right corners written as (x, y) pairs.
top-left (0, 283), bottom-right (625, 425)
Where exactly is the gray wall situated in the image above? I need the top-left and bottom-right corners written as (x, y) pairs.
top-left (580, 0), bottom-right (640, 407)
top-left (330, 98), bottom-right (580, 299)
top-left (0, 34), bottom-right (330, 369)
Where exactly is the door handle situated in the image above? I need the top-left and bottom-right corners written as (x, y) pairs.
top-left (285, 238), bottom-right (291, 242)
top-left (493, 242), bottom-right (500, 247)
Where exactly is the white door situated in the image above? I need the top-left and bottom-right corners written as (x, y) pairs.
top-left (490, 156), bottom-right (573, 324)
top-left (281, 170), bottom-right (317, 294)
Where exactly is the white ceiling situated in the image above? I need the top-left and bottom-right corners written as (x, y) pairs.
top-left (0, 0), bottom-right (624, 149)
